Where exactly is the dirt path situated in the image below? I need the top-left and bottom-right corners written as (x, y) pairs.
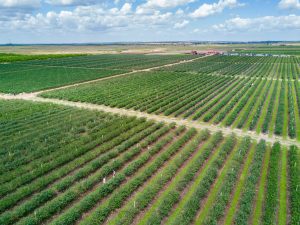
top-left (1, 93), bottom-right (299, 148)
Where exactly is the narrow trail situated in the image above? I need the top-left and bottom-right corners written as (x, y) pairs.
top-left (1, 93), bottom-right (299, 148)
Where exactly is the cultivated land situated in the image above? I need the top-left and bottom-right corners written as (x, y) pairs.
top-left (0, 54), bottom-right (196, 93)
top-left (41, 55), bottom-right (300, 140)
top-left (0, 49), bottom-right (299, 225)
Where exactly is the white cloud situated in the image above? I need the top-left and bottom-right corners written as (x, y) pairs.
top-left (174, 20), bottom-right (189, 28)
top-left (142, 0), bottom-right (194, 8)
top-left (120, 3), bottom-right (132, 14)
top-left (176, 9), bottom-right (184, 15)
top-left (0, 0), bottom-right (40, 8)
top-left (212, 14), bottom-right (300, 32)
top-left (46, 0), bottom-right (98, 6)
top-left (279, 0), bottom-right (300, 9)
top-left (190, 0), bottom-right (242, 18)
top-left (0, 4), bottom-right (174, 32)
top-left (136, 0), bottom-right (194, 14)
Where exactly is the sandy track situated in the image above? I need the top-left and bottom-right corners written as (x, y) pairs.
top-left (1, 93), bottom-right (299, 148)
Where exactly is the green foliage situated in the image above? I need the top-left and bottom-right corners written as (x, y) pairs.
top-left (262, 80), bottom-right (279, 133)
top-left (275, 81), bottom-right (286, 135)
top-left (201, 137), bottom-right (251, 225)
top-left (168, 135), bottom-right (236, 225)
top-left (141, 132), bottom-right (223, 225)
top-left (288, 82), bottom-right (296, 138)
top-left (288, 146), bottom-right (300, 225)
top-left (233, 140), bottom-right (266, 225)
top-left (0, 54), bottom-right (195, 93)
top-left (0, 53), bottom-right (83, 63)
top-left (262, 142), bottom-right (281, 224)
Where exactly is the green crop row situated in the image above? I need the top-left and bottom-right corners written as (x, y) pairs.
top-left (233, 140), bottom-right (266, 224)
top-left (166, 135), bottom-right (236, 225)
top-left (66, 129), bottom-right (197, 225)
top-left (106, 130), bottom-right (210, 225)
top-left (198, 137), bottom-right (251, 225)
top-left (262, 142), bottom-right (281, 224)
top-left (0, 123), bottom-right (171, 225)
top-left (288, 146), bottom-right (299, 225)
top-left (139, 132), bottom-right (223, 225)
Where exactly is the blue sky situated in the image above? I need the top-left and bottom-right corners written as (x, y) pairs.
top-left (0, 0), bottom-right (299, 43)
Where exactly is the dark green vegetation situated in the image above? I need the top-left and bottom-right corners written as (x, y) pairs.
top-left (234, 45), bottom-right (300, 56)
top-left (43, 55), bottom-right (300, 139)
top-left (0, 51), bottom-right (299, 225)
top-left (288, 146), bottom-right (300, 225)
top-left (0, 53), bottom-right (83, 63)
top-left (0, 100), bottom-right (297, 225)
top-left (0, 54), bottom-right (196, 93)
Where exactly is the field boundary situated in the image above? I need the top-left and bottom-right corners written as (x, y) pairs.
top-left (0, 93), bottom-right (299, 148)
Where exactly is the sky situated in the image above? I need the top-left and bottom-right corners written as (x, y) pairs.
top-left (0, 0), bottom-right (299, 43)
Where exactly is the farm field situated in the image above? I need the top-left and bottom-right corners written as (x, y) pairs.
top-left (0, 100), bottom-right (298, 225)
top-left (0, 54), bottom-right (197, 93)
top-left (0, 52), bottom-right (299, 225)
top-left (234, 45), bottom-right (300, 56)
top-left (42, 55), bottom-right (300, 140)
top-left (0, 53), bottom-right (84, 63)
top-left (160, 55), bottom-right (300, 79)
